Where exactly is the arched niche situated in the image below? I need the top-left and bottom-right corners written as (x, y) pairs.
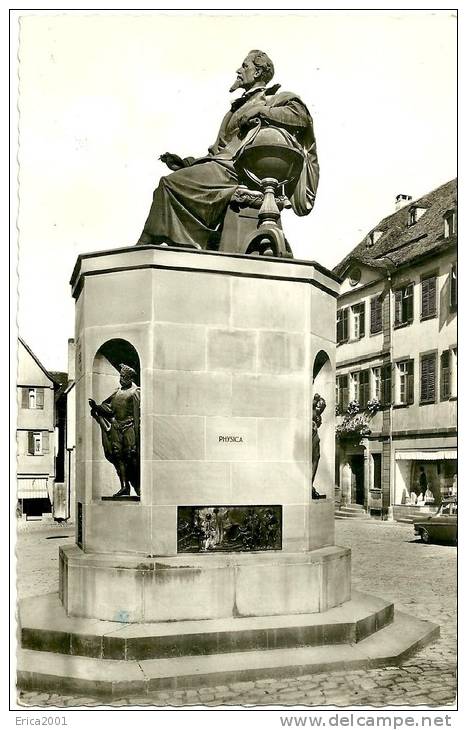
top-left (91, 339), bottom-right (141, 500)
top-left (311, 350), bottom-right (334, 499)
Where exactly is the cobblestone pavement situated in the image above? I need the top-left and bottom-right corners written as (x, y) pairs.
top-left (15, 519), bottom-right (457, 708)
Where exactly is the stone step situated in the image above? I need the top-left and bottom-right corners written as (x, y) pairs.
top-left (17, 610), bottom-right (439, 698)
top-left (336, 505), bottom-right (367, 510)
top-left (19, 591), bottom-right (393, 661)
top-left (334, 510), bottom-right (371, 520)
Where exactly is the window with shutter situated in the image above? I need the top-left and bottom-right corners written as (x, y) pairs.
top-left (403, 285), bottom-right (414, 322)
top-left (370, 296), bottom-right (383, 334)
top-left (420, 353), bottom-right (437, 403)
top-left (28, 388), bottom-right (36, 409)
top-left (421, 276), bottom-right (437, 318)
top-left (381, 364), bottom-right (392, 406)
top-left (371, 367), bottom-right (382, 400)
top-left (36, 387), bottom-right (44, 409)
top-left (342, 377), bottom-right (349, 410)
top-left (358, 370), bottom-right (370, 408)
top-left (394, 285), bottom-right (414, 326)
top-left (21, 388), bottom-right (29, 409)
top-left (407, 360), bottom-right (414, 404)
top-left (337, 374), bottom-right (349, 412)
top-left (337, 308), bottom-right (349, 344)
top-left (349, 303), bottom-right (365, 339)
top-left (42, 431), bottom-right (50, 454)
top-left (394, 290), bottom-right (402, 326)
top-left (359, 304), bottom-right (365, 338)
top-left (343, 308), bottom-right (348, 341)
top-left (440, 350), bottom-right (451, 400)
top-left (451, 348), bottom-right (457, 398)
top-left (396, 361), bottom-right (408, 404)
top-left (30, 432), bottom-right (42, 455)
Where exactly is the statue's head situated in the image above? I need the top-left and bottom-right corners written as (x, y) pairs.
top-left (230, 50), bottom-right (275, 93)
top-left (119, 363), bottom-right (136, 388)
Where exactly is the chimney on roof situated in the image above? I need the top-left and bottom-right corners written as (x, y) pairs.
top-left (395, 193), bottom-right (412, 211)
top-left (68, 338), bottom-right (75, 381)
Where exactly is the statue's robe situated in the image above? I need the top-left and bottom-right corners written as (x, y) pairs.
top-left (137, 85), bottom-right (319, 249)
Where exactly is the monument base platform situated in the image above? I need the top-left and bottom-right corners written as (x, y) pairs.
top-left (59, 544), bottom-right (351, 623)
top-left (18, 591), bottom-right (439, 698)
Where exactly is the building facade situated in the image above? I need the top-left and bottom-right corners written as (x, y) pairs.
top-left (17, 338), bottom-right (58, 519)
top-left (17, 337), bottom-right (76, 521)
top-left (333, 180), bottom-right (457, 520)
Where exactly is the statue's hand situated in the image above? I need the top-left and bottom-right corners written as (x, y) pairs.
top-left (159, 152), bottom-right (186, 171)
top-left (238, 110), bottom-right (264, 137)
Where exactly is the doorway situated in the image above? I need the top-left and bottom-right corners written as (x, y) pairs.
top-left (350, 454), bottom-right (365, 505)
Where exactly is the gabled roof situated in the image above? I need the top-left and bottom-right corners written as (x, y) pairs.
top-left (18, 337), bottom-right (60, 386)
top-left (334, 179), bottom-right (457, 277)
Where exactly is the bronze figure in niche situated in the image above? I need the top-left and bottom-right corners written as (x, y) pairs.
top-left (312, 393), bottom-right (327, 500)
top-left (137, 50), bottom-right (319, 254)
top-left (89, 364), bottom-right (141, 499)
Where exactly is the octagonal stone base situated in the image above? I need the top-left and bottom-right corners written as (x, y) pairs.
top-left (59, 543), bottom-right (351, 623)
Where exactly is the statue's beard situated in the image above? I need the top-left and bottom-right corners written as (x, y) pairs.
top-left (229, 77), bottom-right (243, 93)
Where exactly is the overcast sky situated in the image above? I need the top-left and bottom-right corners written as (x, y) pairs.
top-left (16, 11), bottom-right (457, 371)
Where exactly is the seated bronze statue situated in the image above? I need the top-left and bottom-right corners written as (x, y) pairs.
top-left (137, 50), bottom-right (319, 255)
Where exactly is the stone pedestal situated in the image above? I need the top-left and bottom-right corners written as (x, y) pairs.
top-left (62, 245), bottom-right (347, 622)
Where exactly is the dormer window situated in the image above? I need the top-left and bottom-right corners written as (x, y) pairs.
top-left (408, 206), bottom-right (426, 226)
top-left (368, 230), bottom-right (383, 247)
top-left (444, 210), bottom-right (456, 238)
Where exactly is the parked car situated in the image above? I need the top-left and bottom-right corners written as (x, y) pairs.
top-left (413, 499), bottom-right (457, 544)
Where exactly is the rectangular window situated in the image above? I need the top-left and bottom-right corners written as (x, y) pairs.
top-left (349, 372), bottom-right (359, 403)
top-left (370, 296), bottom-right (383, 334)
top-left (381, 363), bottom-right (392, 406)
top-left (396, 360), bottom-right (414, 405)
top-left (420, 353), bottom-right (437, 404)
top-left (394, 284), bottom-right (414, 327)
top-left (351, 303), bottom-right (365, 339)
top-left (27, 430), bottom-right (49, 455)
top-left (421, 275), bottom-right (437, 319)
top-left (28, 431), bottom-right (42, 455)
top-left (337, 308), bottom-right (349, 344)
top-left (358, 370), bottom-right (370, 409)
top-left (371, 367), bottom-right (382, 401)
top-left (29, 388), bottom-right (36, 409)
top-left (336, 374), bottom-right (349, 412)
top-left (21, 386), bottom-right (44, 409)
top-left (450, 263), bottom-right (457, 310)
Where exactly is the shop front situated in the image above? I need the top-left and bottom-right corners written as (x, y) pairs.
top-left (392, 448), bottom-right (457, 522)
top-left (17, 474), bottom-right (53, 520)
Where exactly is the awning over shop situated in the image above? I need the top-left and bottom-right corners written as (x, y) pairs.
top-left (395, 450), bottom-right (457, 461)
top-left (17, 477), bottom-right (49, 499)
